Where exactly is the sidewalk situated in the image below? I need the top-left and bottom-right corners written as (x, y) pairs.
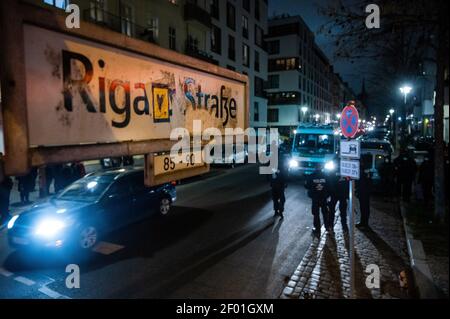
top-left (400, 200), bottom-right (449, 298)
top-left (281, 196), bottom-right (414, 299)
top-left (6, 160), bottom-right (104, 215)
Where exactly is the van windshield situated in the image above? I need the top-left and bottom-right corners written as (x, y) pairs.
top-left (293, 134), bottom-right (334, 155)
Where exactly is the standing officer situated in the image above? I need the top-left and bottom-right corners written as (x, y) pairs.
top-left (379, 156), bottom-right (395, 200)
top-left (356, 154), bottom-right (372, 229)
top-left (418, 153), bottom-right (434, 205)
top-left (394, 148), bottom-right (417, 202)
top-left (305, 167), bottom-right (331, 236)
top-left (328, 167), bottom-right (349, 232)
top-left (270, 168), bottom-right (287, 218)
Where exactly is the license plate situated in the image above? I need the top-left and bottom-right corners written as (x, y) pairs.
top-left (12, 237), bottom-right (29, 245)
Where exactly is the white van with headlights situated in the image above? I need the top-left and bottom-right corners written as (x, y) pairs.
top-left (289, 124), bottom-right (340, 174)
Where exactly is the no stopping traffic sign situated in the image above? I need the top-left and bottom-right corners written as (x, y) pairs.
top-left (340, 104), bottom-right (359, 139)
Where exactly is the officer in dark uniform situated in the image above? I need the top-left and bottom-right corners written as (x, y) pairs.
top-left (418, 153), bottom-right (434, 205)
top-left (327, 168), bottom-right (349, 232)
top-left (305, 167), bottom-right (331, 236)
top-left (270, 169), bottom-right (287, 218)
top-left (393, 149), bottom-right (417, 202)
top-left (356, 154), bottom-right (372, 229)
top-left (378, 156), bottom-right (395, 199)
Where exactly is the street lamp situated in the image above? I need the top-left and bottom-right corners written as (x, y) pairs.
top-left (314, 114), bottom-right (320, 122)
top-left (301, 106), bottom-right (308, 123)
top-left (389, 108), bottom-right (395, 115)
top-left (399, 85), bottom-right (412, 104)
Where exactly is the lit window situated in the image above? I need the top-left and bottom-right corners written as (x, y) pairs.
top-left (44, 0), bottom-right (68, 9)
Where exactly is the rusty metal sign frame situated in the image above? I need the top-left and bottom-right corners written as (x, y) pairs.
top-left (0, 0), bottom-right (249, 178)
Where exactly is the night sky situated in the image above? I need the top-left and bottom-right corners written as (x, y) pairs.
top-left (268, 0), bottom-right (367, 104)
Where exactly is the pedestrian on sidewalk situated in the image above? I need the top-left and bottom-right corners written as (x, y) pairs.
top-left (71, 162), bottom-right (86, 182)
top-left (379, 156), bottom-right (395, 200)
top-left (16, 168), bottom-right (36, 204)
top-left (418, 153), bottom-right (434, 205)
top-left (53, 164), bottom-right (65, 193)
top-left (122, 156), bottom-right (134, 166)
top-left (44, 164), bottom-right (56, 194)
top-left (270, 168), bottom-right (287, 218)
top-left (305, 167), bottom-right (331, 236)
top-left (0, 176), bottom-right (13, 226)
top-left (394, 148), bottom-right (417, 202)
top-left (327, 169), bottom-right (349, 232)
top-left (356, 154), bottom-right (372, 230)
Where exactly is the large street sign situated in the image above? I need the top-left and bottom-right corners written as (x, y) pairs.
top-left (340, 140), bottom-right (361, 159)
top-left (340, 159), bottom-right (360, 180)
top-left (340, 104), bottom-right (359, 138)
top-left (23, 25), bottom-right (247, 147)
top-left (0, 1), bottom-right (249, 178)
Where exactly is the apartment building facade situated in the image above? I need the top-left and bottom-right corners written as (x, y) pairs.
top-left (265, 15), bottom-right (359, 137)
top-left (35, 0), bottom-right (268, 129)
top-left (208, 0), bottom-right (268, 129)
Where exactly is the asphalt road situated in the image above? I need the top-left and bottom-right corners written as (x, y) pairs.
top-left (0, 164), bottom-right (314, 299)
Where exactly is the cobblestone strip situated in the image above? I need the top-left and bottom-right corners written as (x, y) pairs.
top-left (281, 199), bottom-right (412, 299)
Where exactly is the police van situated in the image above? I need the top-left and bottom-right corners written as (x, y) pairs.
top-left (359, 138), bottom-right (394, 183)
top-left (289, 124), bottom-right (340, 174)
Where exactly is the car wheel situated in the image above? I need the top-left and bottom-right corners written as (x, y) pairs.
top-left (78, 225), bottom-right (98, 249)
top-left (159, 197), bottom-right (171, 216)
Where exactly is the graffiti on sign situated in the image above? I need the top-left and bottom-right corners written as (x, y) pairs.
top-left (23, 25), bottom-right (246, 147)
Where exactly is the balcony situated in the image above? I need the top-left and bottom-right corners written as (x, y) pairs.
top-left (184, 2), bottom-right (211, 27)
top-left (267, 91), bottom-right (302, 105)
top-left (83, 8), bottom-right (158, 44)
top-left (185, 42), bottom-right (218, 65)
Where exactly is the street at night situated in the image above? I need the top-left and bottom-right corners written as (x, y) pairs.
top-left (0, 164), bottom-right (313, 299)
top-left (0, 0), bottom-right (449, 314)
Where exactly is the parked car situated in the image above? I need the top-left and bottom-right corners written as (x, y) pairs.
top-left (7, 167), bottom-right (176, 251)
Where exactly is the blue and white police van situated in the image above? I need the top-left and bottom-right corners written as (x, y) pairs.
top-left (289, 124), bottom-right (340, 174)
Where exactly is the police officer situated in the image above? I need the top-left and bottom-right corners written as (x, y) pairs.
top-left (270, 168), bottom-right (287, 218)
top-left (356, 154), bottom-right (372, 229)
top-left (394, 149), bottom-right (417, 202)
top-left (305, 167), bottom-right (331, 236)
top-left (328, 168), bottom-right (349, 232)
top-left (418, 153), bottom-right (434, 205)
top-left (378, 156), bottom-right (395, 200)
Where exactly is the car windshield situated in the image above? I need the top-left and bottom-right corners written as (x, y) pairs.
top-left (56, 176), bottom-right (113, 202)
top-left (293, 134), bottom-right (334, 155)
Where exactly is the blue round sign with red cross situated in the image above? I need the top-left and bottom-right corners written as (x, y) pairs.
top-left (340, 103), bottom-right (359, 138)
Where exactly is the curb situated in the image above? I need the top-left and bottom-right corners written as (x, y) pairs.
top-left (398, 201), bottom-right (444, 299)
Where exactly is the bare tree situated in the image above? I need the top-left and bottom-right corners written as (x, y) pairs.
top-left (318, 0), bottom-right (449, 220)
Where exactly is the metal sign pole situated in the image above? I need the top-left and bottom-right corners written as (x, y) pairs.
top-left (348, 179), bottom-right (355, 299)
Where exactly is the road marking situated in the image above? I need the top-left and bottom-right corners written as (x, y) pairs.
top-left (14, 276), bottom-right (36, 286)
top-left (38, 286), bottom-right (71, 299)
top-left (92, 241), bottom-right (124, 255)
top-left (0, 267), bottom-right (13, 277)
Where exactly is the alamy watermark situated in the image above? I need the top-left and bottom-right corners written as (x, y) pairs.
top-left (65, 4), bottom-right (80, 29)
top-left (365, 264), bottom-right (380, 289)
top-left (65, 264), bottom-right (80, 289)
top-left (169, 120), bottom-right (280, 175)
top-left (365, 4), bottom-right (380, 29)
